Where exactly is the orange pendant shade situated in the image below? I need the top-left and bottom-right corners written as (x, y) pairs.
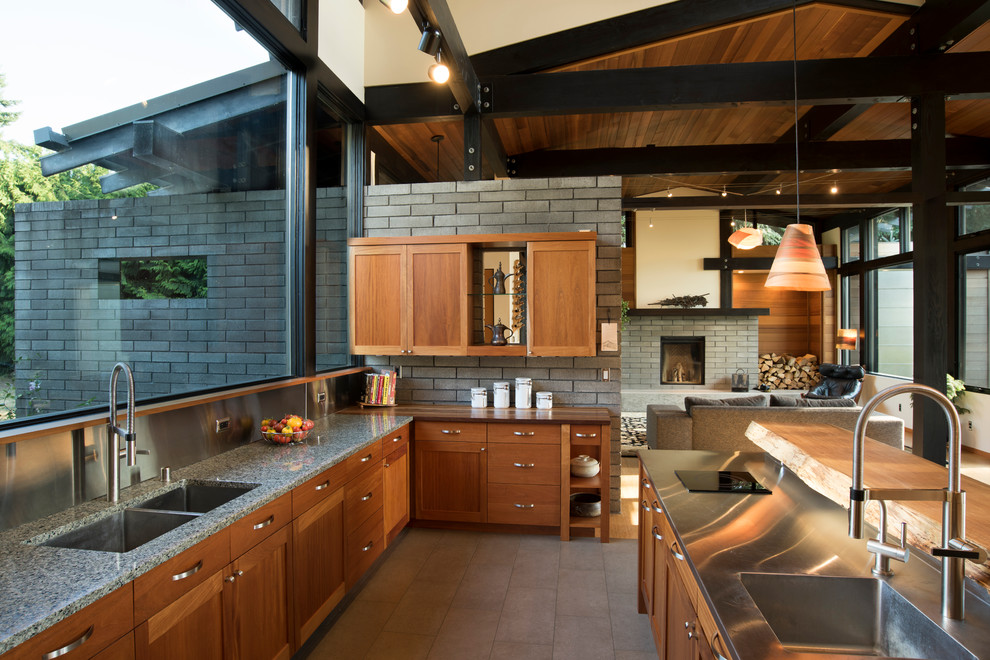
top-left (764, 223), bottom-right (831, 291)
top-left (728, 227), bottom-right (762, 249)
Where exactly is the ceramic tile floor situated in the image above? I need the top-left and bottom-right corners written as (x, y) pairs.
top-left (296, 528), bottom-right (656, 660)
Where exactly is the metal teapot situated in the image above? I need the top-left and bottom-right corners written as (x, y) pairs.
top-left (484, 318), bottom-right (514, 345)
top-left (489, 262), bottom-right (513, 295)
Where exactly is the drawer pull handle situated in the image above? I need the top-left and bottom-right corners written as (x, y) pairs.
top-left (360, 454), bottom-right (372, 463)
top-left (315, 481), bottom-right (330, 491)
top-left (653, 502), bottom-right (662, 513)
top-left (670, 541), bottom-right (685, 562)
top-left (711, 632), bottom-right (730, 660)
top-left (641, 500), bottom-right (650, 511)
top-left (384, 462), bottom-right (390, 468)
top-left (513, 462), bottom-right (536, 468)
top-left (362, 541), bottom-right (374, 552)
top-left (513, 431), bottom-right (535, 436)
top-left (642, 479), bottom-right (651, 489)
top-left (513, 503), bottom-right (536, 509)
top-left (253, 515), bottom-right (274, 530)
top-left (575, 433), bottom-right (597, 438)
top-left (43, 625), bottom-right (93, 659)
top-left (361, 492), bottom-right (373, 501)
top-left (394, 435), bottom-right (402, 442)
top-left (652, 526), bottom-right (663, 541)
top-left (172, 560), bottom-right (203, 582)
top-left (440, 429), bottom-right (460, 435)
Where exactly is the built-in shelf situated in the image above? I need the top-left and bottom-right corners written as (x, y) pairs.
top-left (630, 307), bottom-right (769, 317)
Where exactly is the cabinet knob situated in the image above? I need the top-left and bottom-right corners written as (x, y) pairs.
top-left (225, 575), bottom-right (236, 583)
top-left (480, 447), bottom-right (486, 452)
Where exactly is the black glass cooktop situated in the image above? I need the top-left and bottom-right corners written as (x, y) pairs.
top-left (675, 470), bottom-right (771, 494)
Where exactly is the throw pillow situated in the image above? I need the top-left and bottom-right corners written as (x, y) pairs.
top-left (683, 394), bottom-right (767, 416)
top-left (770, 394), bottom-right (856, 408)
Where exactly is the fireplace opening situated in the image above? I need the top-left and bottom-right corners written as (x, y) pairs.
top-left (660, 337), bottom-right (705, 385)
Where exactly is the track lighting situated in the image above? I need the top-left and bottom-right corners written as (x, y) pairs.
top-left (830, 182), bottom-right (838, 194)
top-left (776, 187), bottom-right (782, 195)
top-left (721, 185), bottom-right (727, 197)
top-left (666, 187), bottom-right (672, 198)
top-left (379, 0), bottom-right (408, 13)
top-left (429, 50), bottom-right (450, 84)
top-left (418, 27), bottom-right (441, 57)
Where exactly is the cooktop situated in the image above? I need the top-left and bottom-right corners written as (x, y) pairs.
top-left (675, 470), bottom-right (772, 494)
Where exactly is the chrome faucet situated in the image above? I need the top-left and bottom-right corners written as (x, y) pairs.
top-left (866, 500), bottom-right (909, 576)
top-left (107, 362), bottom-right (137, 503)
top-left (849, 383), bottom-right (987, 619)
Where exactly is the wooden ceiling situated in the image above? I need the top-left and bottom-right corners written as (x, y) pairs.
top-left (369, 1), bottom-right (990, 220)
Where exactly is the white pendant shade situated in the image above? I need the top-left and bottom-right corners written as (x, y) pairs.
top-left (728, 227), bottom-right (762, 249)
top-left (765, 223), bottom-right (831, 291)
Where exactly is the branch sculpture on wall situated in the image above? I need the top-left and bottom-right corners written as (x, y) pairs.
top-left (650, 293), bottom-right (710, 308)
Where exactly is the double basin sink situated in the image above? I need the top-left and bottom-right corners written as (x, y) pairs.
top-left (39, 482), bottom-right (258, 554)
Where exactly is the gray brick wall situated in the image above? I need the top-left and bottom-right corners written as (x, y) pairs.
top-left (316, 188), bottom-right (349, 370)
top-left (621, 314), bottom-right (760, 392)
top-left (362, 177), bottom-right (623, 513)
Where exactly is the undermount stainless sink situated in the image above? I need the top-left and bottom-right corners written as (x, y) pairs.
top-left (740, 572), bottom-right (977, 659)
top-left (41, 509), bottom-right (200, 553)
top-left (135, 482), bottom-right (256, 513)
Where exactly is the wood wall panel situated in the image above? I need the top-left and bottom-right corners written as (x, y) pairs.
top-left (622, 247), bottom-right (636, 305)
top-left (733, 272), bottom-right (818, 357)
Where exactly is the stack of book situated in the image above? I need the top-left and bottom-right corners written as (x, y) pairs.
top-left (364, 371), bottom-right (396, 406)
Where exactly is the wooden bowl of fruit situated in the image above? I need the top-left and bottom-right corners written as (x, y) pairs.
top-left (261, 414), bottom-right (315, 444)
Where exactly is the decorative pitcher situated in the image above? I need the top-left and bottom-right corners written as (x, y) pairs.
top-left (484, 318), bottom-right (514, 345)
top-left (490, 262), bottom-right (513, 295)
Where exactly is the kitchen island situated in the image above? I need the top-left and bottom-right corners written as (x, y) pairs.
top-left (0, 411), bottom-right (411, 656)
top-left (639, 448), bottom-right (990, 659)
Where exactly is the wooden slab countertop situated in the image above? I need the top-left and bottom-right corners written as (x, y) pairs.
top-left (745, 421), bottom-right (990, 591)
top-left (341, 404), bottom-right (613, 425)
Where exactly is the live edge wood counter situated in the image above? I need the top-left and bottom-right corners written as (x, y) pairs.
top-left (342, 405), bottom-right (612, 542)
top-left (745, 421), bottom-right (990, 593)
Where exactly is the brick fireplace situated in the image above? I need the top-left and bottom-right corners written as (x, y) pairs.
top-left (660, 336), bottom-right (705, 385)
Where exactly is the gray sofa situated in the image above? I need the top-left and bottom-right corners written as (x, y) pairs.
top-left (646, 403), bottom-right (904, 452)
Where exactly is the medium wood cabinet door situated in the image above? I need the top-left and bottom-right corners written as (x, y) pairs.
top-left (135, 573), bottom-right (226, 660)
top-left (414, 439), bottom-right (487, 523)
top-left (349, 245), bottom-right (405, 355)
top-left (291, 487), bottom-right (345, 650)
top-left (527, 240), bottom-right (596, 356)
top-left (407, 244), bottom-right (469, 355)
top-left (651, 509), bottom-right (669, 657)
top-left (225, 525), bottom-right (293, 660)
top-left (665, 548), bottom-right (697, 660)
top-left (638, 489), bottom-right (654, 616)
top-left (383, 442), bottom-right (410, 545)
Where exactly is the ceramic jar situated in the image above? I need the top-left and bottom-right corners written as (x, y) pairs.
top-left (493, 382), bottom-right (510, 408)
top-left (570, 493), bottom-right (601, 517)
top-left (515, 377), bottom-right (532, 409)
top-left (536, 391), bottom-right (552, 409)
top-left (471, 387), bottom-right (486, 408)
top-left (570, 454), bottom-right (600, 478)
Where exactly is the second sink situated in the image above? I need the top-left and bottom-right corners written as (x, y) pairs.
top-left (136, 482), bottom-right (257, 513)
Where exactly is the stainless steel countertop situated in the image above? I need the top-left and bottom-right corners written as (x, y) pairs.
top-left (639, 449), bottom-right (990, 660)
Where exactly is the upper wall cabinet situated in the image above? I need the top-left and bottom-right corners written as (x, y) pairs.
top-left (349, 243), bottom-right (470, 355)
top-left (348, 233), bottom-right (597, 357)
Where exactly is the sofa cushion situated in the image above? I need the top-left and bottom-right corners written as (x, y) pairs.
top-left (683, 394), bottom-right (767, 417)
top-left (770, 395), bottom-right (856, 408)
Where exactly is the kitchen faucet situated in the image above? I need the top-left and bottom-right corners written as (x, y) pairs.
top-left (107, 362), bottom-right (137, 503)
top-left (849, 383), bottom-right (987, 619)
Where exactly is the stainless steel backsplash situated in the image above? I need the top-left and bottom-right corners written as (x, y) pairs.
top-left (0, 372), bottom-right (364, 531)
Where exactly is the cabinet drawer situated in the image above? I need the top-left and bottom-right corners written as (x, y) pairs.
top-left (292, 460), bottom-right (348, 518)
top-left (381, 425), bottom-right (409, 452)
top-left (229, 492), bottom-right (292, 558)
top-left (488, 443), bottom-right (561, 485)
top-left (345, 440), bottom-right (382, 481)
top-left (415, 420), bottom-right (486, 442)
top-left (345, 461), bottom-right (383, 531)
top-left (487, 484), bottom-right (560, 526)
top-left (2, 584), bottom-right (133, 660)
top-left (570, 425), bottom-right (603, 446)
top-left (488, 423), bottom-right (559, 444)
top-left (133, 527), bottom-right (230, 622)
top-left (345, 507), bottom-right (385, 589)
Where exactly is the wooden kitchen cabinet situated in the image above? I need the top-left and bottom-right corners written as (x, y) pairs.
top-left (136, 572), bottom-right (226, 660)
top-left (92, 633), bottom-right (134, 660)
top-left (527, 240), bottom-right (597, 356)
top-left (1, 584), bottom-right (134, 660)
top-left (637, 470), bottom-right (654, 615)
top-left (665, 546), bottom-right (698, 660)
top-left (382, 429), bottom-right (410, 545)
top-left (349, 243), bottom-right (470, 356)
top-left (651, 504), bottom-right (669, 656)
top-left (565, 424), bottom-right (610, 541)
top-left (414, 421), bottom-right (487, 523)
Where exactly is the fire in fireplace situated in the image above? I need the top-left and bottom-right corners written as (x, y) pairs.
top-left (660, 337), bottom-right (705, 385)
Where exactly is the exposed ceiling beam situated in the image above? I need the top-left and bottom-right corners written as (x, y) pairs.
top-left (622, 193), bottom-right (917, 210)
top-left (509, 139), bottom-right (990, 178)
top-left (365, 83), bottom-right (460, 124)
top-left (469, 0), bottom-right (915, 76)
top-left (873, 0), bottom-right (990, 55)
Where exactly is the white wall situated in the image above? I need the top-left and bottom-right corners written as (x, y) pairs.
top-left (861, 374), bottom-right (913, 428)
top-left (634, 210), bottom-right (720, 309)
top-left (318, 0), bottom-right (366, 101)
top-left (960, 390), bottom-right (990, 453)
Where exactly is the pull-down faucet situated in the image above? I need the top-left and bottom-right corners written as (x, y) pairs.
top-left (849, 383), bottom-right (987, 619)
top-left (107, 362), bottom-right (137, 503)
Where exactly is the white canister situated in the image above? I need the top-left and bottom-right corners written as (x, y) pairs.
top-left (471, 387), bottom-right (486, 408)
top-left (493, 382), bottom-right (510, 408)
top-left (536, 391), bottom-right (553, 409)
top-left (515, 377), bottom-right (532, 409)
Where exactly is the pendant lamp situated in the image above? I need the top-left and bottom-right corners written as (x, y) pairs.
top-left (764, 223), bottom-right (830, 290)
top-left (728, 226), bottom-right (762, 249)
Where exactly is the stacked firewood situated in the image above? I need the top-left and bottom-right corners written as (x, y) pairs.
top-left (758, 353), bottom-right (821, 390)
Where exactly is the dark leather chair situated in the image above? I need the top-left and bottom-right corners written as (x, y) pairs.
top-left (805, 363), bottom-right (865, 400)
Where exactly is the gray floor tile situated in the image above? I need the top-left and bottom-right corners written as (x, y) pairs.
top-left (450, 561), bottom-right (512, 611)
top-left (383, 579), bottom-right (458, 636)
top-left (302, 599), bottom-right (397, 660)
top-left (559, 538), bottom-right (605, 570)
top-left (357, 556), bottom-right (425, 603)
top-left (427, 607), bottom-right (499, 660)
top-left (496, 586), bottom-right (558, 646)
top-left (417, 543), bottom-right (475, 583)
top-left (510, 547), bottom-right (561, 590)
top-left (364, 631), bottom-right (435, 660)
top-left (552, 614), bottom-right (616, 660)
top-left (608, 590), bottom-right (657, 653)
top-left (490, 641), bottom-right (554, 660)
top-left (471, 533), bottom-right (521, 566)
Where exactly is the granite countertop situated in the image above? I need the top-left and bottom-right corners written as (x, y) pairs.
top-left (639, 449), bottom-right (990, 659)
top-left (0, 411), bottom-right (412, 655)
top-left (341, 404), bottom-right (612, 424)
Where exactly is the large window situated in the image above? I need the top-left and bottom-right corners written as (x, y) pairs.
top-left (870, 209), bottom-right (912, 258)
top-left (960, 250), bottom-right (990, 390)
top-left (960, 178), bottom-right (990, 236)
top-left (0, 1), bottom-right (294, 421)
top-left (873, 264), bottom-right (914, 378)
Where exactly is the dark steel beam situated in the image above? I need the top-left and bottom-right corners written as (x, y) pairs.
top-left (469, 0), bottom-right (915, 75)
top-left (365, 83), bottom-right (460, 124)
top-left (409, 0), bottom-right (480, 113)
top-left (622, 193), bottom-right (918, 210)
top-left (510, 139), bottom-right (990, 178)
top-left (703, 256), bottom-right (839, 270)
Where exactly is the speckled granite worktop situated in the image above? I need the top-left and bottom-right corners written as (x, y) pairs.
top-left (0, 411), bottom-right (411, 655)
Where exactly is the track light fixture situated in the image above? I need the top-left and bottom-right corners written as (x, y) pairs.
top-left (418, 27), bottom-right (441, 57)
top-left (721, 185), bottom-right (728, 197)
top-left (429, 50), bottom-right (450, 84)
top-left (379, 0), bottom-right (408, 14)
